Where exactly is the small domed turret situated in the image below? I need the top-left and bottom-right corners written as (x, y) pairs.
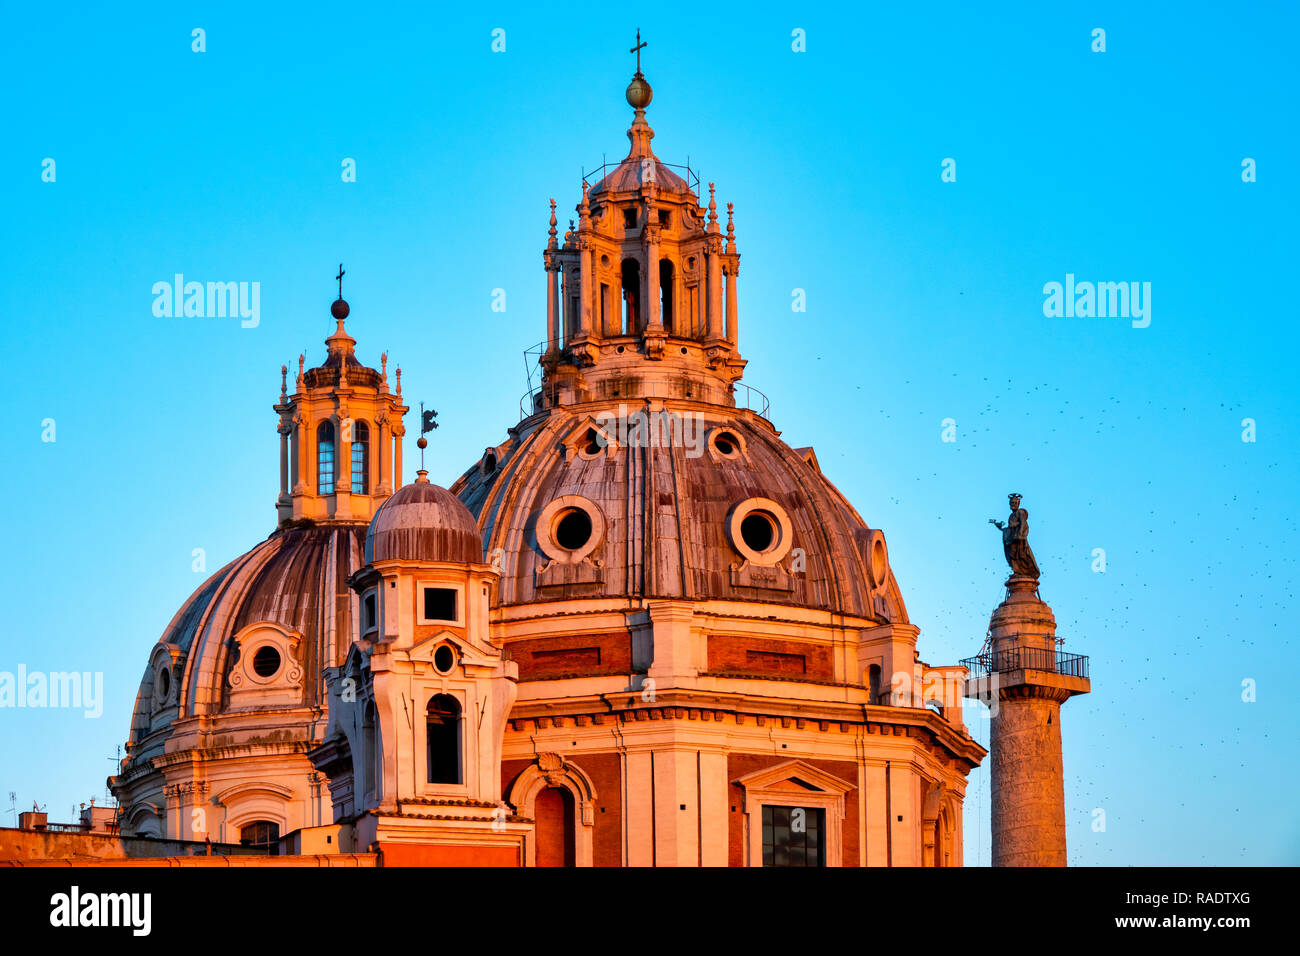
top-left (365, 471), bottom-right (483, 565)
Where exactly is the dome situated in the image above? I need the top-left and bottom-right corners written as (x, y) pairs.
top-left (451, 405), bottom-right (907, 621)
top-left (365, 474), bottom-right (484, 565)
top-left (121, 524), bottom-right (367, 764)
top-left (588, 155), bottom-right (689, 197)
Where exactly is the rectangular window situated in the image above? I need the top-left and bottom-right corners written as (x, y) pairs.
top-left (423, 587), bottom-right (457, 622)
top-left (362, 592), bottom-right (377, 632)
top-left (623, 208), bottom-right (638, 229)
top-left (762, 805), bottom-right (825, 867)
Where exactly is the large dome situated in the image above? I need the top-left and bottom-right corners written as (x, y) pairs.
top-left (451, 402), bottom-right (908, 621)
top-left (119, 525), bottom-right (366, 769)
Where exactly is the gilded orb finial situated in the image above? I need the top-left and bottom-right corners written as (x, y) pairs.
top-left (626, 29), bottom-right (652, 109)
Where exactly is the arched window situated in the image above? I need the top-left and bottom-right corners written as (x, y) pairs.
top-left (659, 258), bottom-right (675, 332)
top-left (426, 694), bottom-right (461, 785)
top-left (621, 258), bottom-right (641, 334)
top-left (351, 421), bottom-right (369, 494)
top-left (317, 421), bottom-right (336, 495)
top-left (239, 820), bottom-right (280, 855)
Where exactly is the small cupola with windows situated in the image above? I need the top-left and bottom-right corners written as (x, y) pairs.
top-left (534, 33), bottom-right (745, 412)
top-left (274, 266), bottom-right (409, 526)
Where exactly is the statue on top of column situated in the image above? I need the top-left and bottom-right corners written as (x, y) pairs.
top-left (989, 493), bottom-right (1040, 579)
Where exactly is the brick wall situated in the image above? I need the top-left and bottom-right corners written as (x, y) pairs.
top-left (509, 631), bottom-right (633, 680)
top-left (707, 635), bottom-right (834, 681)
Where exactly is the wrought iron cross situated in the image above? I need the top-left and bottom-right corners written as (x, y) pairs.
top-left (335, 263), bottom-right (345, 299)
top-left (630, 29), bottom-right (647, 73)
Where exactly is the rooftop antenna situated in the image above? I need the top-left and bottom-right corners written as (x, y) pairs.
top-left (106, 745), bottom-right (121, 805)
top-left (7, 792), bottom-right (14, 824)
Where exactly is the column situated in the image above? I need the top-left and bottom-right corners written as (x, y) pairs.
top-left (294, 414), bottom-right (310, 509)
top-left (375, 419), bottom-right (388, 494)
top-left (336, 416), bottom-right (351, 516)
top-left (562, 270), bottom-right (574, 344)
top-left (704, 250), bottom-right (722, 340)
top-left (645, 230), bottom-right (661, 330)
top-left (578, 242), bottom-right (592, 337)
top-left (546, 265), bottom-right (560, 352)
top-left (277, 423), bottom-right (290, 502)
top-left (393, 428), bottom-right (404, 489)
top-left (725, 264), bottom-right (738, 346)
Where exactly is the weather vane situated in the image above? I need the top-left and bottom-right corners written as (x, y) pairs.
top-left (630, 28), bottom-right (646, 75)
top-left (417, 401), bottom-right (439, 470)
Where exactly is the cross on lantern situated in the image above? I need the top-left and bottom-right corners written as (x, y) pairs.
top-left (630, 29), bottom-right (647, 74)
top-left (335, 263), bottom-right (345, 299)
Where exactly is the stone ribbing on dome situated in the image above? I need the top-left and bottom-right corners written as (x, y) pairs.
top-left (122, 525), bottom-right (367, 766)
top-left (450, 404), bottom-right (907, 620)
top-left (366, 479), bottom-right (484, 565)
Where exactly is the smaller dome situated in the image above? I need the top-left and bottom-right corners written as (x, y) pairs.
top-left (366, 473), bottom-right (483, 565)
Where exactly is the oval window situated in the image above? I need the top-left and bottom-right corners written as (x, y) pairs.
top-left (157, 667), bottom-right (170, 700)
top-left (433, 645), bottom-right (456, 674)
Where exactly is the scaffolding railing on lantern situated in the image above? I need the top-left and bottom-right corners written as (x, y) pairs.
top-left (581, 158), bottom-right (702, 195)
top-left (732, 382), bottom-right (770, 418)
top-left (520, 379), bottom-right (771, 422)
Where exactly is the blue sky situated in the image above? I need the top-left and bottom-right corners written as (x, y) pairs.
top-left (1, 2), bottom-right (1296, 864)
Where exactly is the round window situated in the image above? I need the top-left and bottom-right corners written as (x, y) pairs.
top-left (727, 497), bottom-right (793, 567)
top-left (714, 431), bottom-right (740, 457)
top-left (740, 512), bottom-right (776, 552)
top-left (555, 508), bottom-right (593, 550)
top-left (252, 645), bottom-right (282, 678)
top-left (536, 495), bottom-right (605, 564)
top-left (433, 645), bottom-right (456, 674)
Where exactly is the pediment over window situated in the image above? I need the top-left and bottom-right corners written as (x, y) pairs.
top-left (560, 416), bottom-right (619, 461)
top-left (408, 630), bottom-right (461, 664)
top-left (404, 631), bottom-right (499, 673)
top-left (732, 759), bottom-right (856, 797)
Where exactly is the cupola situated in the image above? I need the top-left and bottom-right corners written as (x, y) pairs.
top-left (274, 267), bottom-right (409, 526)
top-left (534, 34), bottom-right (745, 413)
